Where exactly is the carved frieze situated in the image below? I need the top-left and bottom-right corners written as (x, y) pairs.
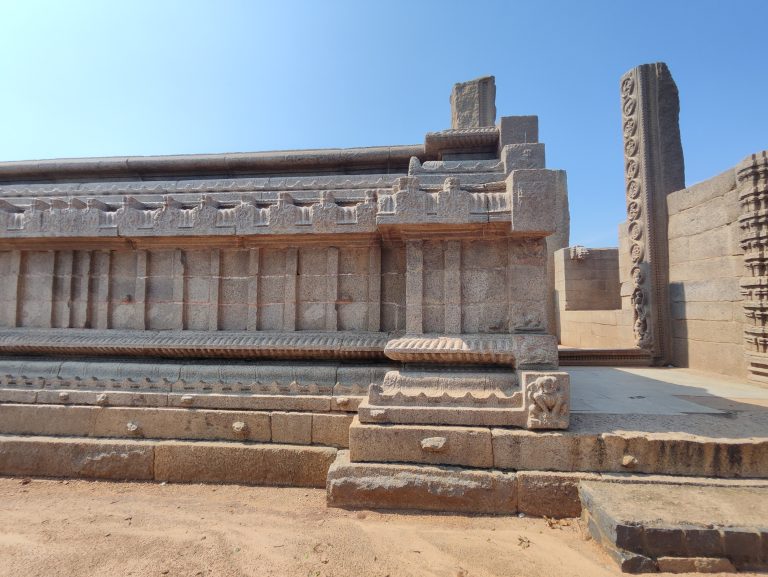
top-left (620, 69), bottom-right (652, 349)
top-left (738, 151), bottom-right (768, 382)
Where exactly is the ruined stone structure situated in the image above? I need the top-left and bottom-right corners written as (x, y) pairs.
top-left (0, 76), bottom-right (570, 480)
top-left (0, 70), bottom-right (766, 575)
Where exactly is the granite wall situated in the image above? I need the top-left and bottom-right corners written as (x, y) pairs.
top-left (666, 169), bottom-right (745, 377)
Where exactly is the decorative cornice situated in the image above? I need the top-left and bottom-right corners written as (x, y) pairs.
top-left (0, 329), bottom-right (390, 361)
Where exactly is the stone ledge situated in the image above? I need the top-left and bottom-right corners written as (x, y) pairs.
top-left (580, 481), bottom-right (768, 572)
top-left (0, 328), bottom-right (390, 361)
top-left (0, 404), bottom-right (355, 447)
top-left (326, 450), bottom-right (517, 514)
top-left (0, 434), bottom-right (337, 488)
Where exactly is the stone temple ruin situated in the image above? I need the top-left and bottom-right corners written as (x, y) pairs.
top-left (0, 66), bottom-right (766, 573)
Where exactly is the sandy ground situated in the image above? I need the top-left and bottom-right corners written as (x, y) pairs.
top-left (0, 477), bottom-right (751, 577)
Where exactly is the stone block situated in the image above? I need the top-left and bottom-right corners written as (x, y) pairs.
top-left (0, 435), bottom-right (154, 480)
top-left (723, 530), bottom-right (761, 568)
top-left (450, 76), bottom-right (496, 129)
top-left (154, 441), bottom-right (336, 488)
top-left (0, 403), bottom-right (98, 436)
top-left (643, 527), bottom-right (686, 557)
top-left (271, 411), bottom-right (313, 445)
top-left (349, 419), bottom-right (493, 468)
top-left (311, 413), bottom-right (353, 448)
top-left (683, 528), bottom-right (724, 557)
top-left (501, 143), bottom-right (545, 172)
top-left (507, 169), bottom-right (565, 235)
top-left (93, 407), bottom-right (271, 442)
top-left (516, 471), bottom-right (582, 518)
top-left (326, 451), bottom-right (517, 514)
top-left (656, 557), bottom-right (736, 573)
top-left (498, 115), bottom-right (538, 147)
top-left (167, 393), bottom-right (330, 412)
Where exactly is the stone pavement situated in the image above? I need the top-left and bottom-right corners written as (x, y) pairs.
top-left (570, 366), bottom-right (768, 415)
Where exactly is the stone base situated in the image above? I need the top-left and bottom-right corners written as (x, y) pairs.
top-left (580, 481), bottom-right (768, 572)
top-left (0, 403), bottom-right (354, 447)
top-left (327, 451), bottom-right (768, 519)
top-left (349, 414), bottom-right (768, 478)
top-left (326, 450), bottom-right (517, 514)
top-left (360, 369), bottom-right (570, 430)
top-left (0, 434), bottom-right (337, 488)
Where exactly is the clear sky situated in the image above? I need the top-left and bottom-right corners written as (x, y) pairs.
top-left (1, 1), bottom-right (765, 246)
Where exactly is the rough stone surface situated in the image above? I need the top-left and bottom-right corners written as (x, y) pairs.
top-left (326, 450), bottom-right (517, 513)
top-left (0, 435), bottom-right (154, 480)
top-left (656, 557), bottom-right (736, 573)
top-left (271, 412), bottom-right (313, 445)
top-left (579, 481), bottom-right (768, 571)
top-left (349, 418), bottom-right (494, 468)
top-left (311, 413), bottom-right (353, 448)
top-left (154, 441), bottom-right (336, 488)
top-left (450, 76), bottom-right (496, 129)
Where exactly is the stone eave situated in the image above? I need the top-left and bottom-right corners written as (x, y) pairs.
top-left (0, 145), bottom-right (428, 184)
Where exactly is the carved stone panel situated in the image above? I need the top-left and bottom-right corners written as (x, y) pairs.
top-left (620, 63), bottom-right (685, 362)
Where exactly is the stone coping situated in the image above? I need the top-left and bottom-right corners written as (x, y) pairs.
top-left (0, 328), bottom-right (390, 360)
top-left (0, 145), bottom-right (425, 182)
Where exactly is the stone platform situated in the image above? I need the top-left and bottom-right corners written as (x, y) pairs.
top-left (580, 481), bottom-right (768, 573)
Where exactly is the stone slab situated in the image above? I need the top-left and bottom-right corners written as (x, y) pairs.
top-left (167, 393), bottom-right (331, 412)
top-left (348, 418), bottom-right (493, 468)
top-left (312, 413), bottom-right (353, 448)
top-left (271, 411), bottom-right (312, 445)
top-left (326, 450), bottom-right (517, 513)
top-left (154, 441), bottom-right (336, 488)
top-left (579, 481), bottom-right (768, 571)
top-left (0, 435), bottom-right (154, 480)
top-left (492, 412), bottom-right (768, 478)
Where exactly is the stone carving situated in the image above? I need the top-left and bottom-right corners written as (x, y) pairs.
top-left (0, 190), bottom-right (384, 237)
top-left (525, 375), bottom-right (569, 429)
top-left (619, 63), bottom-right (684, 357)
top-left (0, 329), bottom-right (390, 361)
top-left (738, 151), bottom-right (768, 382)
top-left (620, 68), bottom-right (650, 349)
top-left (0, 73), bottom-right (572, 498)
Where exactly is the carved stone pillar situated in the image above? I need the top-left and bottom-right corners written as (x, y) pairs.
top-left (738, 151), bottom-right (768, 382)
top-left (619, 62), bottom-right (685, 364)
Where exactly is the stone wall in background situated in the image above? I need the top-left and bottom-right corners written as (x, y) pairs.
top-left (667, 169), bottom-right (745, 378)
top-left (554, 246), bottom-right (634, 349)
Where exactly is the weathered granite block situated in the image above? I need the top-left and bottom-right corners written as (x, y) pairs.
top-left (450, 76), bottom-right (496, 129)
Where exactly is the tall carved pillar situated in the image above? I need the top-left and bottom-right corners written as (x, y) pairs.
top-left (738, 151), bottom-right (768, 382)
top-left (619, 62), bottom-right (685, 364)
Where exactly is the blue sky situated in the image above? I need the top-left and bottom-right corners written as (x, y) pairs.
top-left (1, 1), bottom-right (765, 246)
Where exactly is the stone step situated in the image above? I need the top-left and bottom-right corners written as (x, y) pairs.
top-left (558, 347), bottom-right (652, 367)
top-left (349, 412), bottom-right (768, 478)
top-left (0, 403), bottom-right (353, 447)
top-left (328, 450), bottom-right (768, 519)
top-left (579, 481), bottom-right (768, 573)
top-left (0, 434), bottom-right (336, 488)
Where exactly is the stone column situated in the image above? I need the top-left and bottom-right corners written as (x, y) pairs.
top-left (738, 151), bottom-right (768, 383)
top-left (620, 62), bottom-right (685, 364)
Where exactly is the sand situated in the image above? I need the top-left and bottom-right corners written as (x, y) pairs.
top-left (0, 476), bottom-right (728, 577)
